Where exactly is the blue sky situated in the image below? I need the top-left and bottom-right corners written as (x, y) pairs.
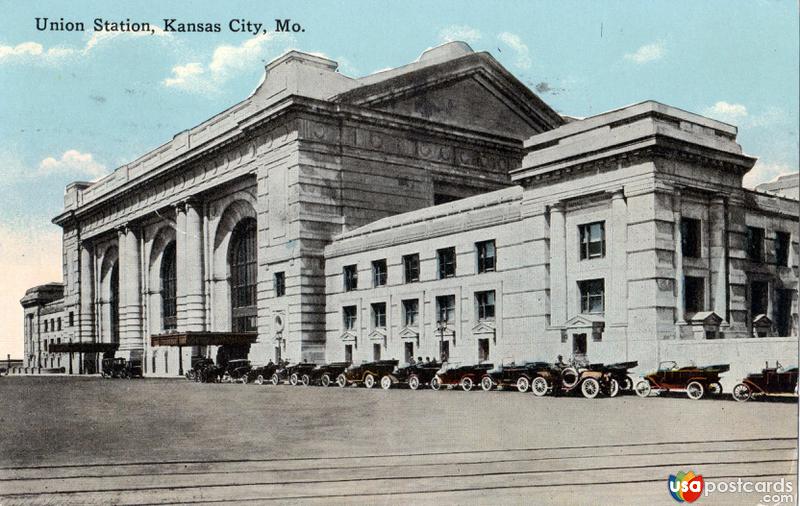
top-left (1, 0), bottom-right (797, 358)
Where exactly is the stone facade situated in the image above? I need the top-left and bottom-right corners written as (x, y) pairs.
top-left (21, 43), bottom-right (799, 376)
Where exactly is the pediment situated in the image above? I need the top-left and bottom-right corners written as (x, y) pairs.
top-left (753, 314), bottom-right (772, 326)
top-left (340, 330), bottom-right (357, 343)
top-left (687, 311), bottom-right (723, 326)
top-left (335, 53), bottom-right (563, 141)
top-left (368, 328), bottom-right (387, 341)
top-left (398, 326), bottom-right (420, 339)
top-left (564, 314), bottom-right (605, 329)
top-left (472, 320), bottom-right (496, 334)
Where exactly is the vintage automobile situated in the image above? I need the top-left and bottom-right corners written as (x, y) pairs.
top-left (101, 357), bottom-right (143, 379)
top-left (221, 359), bottom-right (253, 383)
top-left (336, 360), bottom-right (400, 388)
top-left (601, 361), bottom-right (639, 394)
top-left (307, 362), bottom-right (351, 387)
top-left (271, 361), bottom-right (317, 385)
top-left (431, 362), bottom-right (494, 391)
top-left (481, 361), bottom-right (560, 394)
top-left (732, 362), bottom-right (799, 402)
top-left (245, 362), bottom-right (281, 385)
top-left (382, 360), bottom-right (442, 390)
top-left (553, 360), bottom-right (619, 399)
top-left (185, 358), bottom-right (214, 382)
top-left (635, 361), bottom-right (730, 400)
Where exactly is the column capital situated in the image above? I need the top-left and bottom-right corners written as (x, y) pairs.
top-left (709, 195), bottom-right (727, 206)
top-left (548, 201), bottom-right (565, 214)
top-left (606, 187), bottom-right (625, 200)
top-left (175, 197), bottom-right (202, 213)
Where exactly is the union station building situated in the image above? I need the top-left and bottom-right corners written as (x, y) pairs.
top-left (20, 42), bottom-right (799, 379)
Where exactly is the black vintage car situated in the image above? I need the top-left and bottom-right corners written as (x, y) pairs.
top-left (337, 360), bottom-right (399, 388)
top-left (732, 362), bottom-right (799, 402)
top-left (221, 359), bottom-right (253, 383)
top-left (271, 362), bottom-right (317, 385)
top-left (383, 360), bottom-right (441, 390)
top-left (185, 358), bottom-right (214, 382)
top-left (245, 362), bottom-right (281, 385)
top-left (481, 361), bottom-right (559, 394)
top-left (635, 362), bottom-right (729, 400)
top-left (308, 362), bottom-right (351, 387)
top-left (432, 362), bottom-right (494, 391)
top-left (552, 359), bottom-right (619, 398)
top-left (601, 361), bottom-right (639, 394)
top-left (101, 357), bottom-right (143, 379)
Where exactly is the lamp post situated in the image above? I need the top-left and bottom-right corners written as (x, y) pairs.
top-left (436, 319), bottom-right (447, 362)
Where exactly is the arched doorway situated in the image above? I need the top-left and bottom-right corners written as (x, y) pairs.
top-left (160, 241), bottom-right (177, 331)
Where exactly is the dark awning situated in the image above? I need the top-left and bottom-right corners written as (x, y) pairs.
top-left (49, 342), bottom-right (119, 353)
top-left (150, 332), bottom-right (258, 347)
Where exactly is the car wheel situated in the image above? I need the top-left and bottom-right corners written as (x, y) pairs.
top-left (430, 376), bottom-right (441, 391)
top-left (380, 375), bottom-right (392, 390)
top-left (480, 376), bottom-right (494, 391)
top-left (241, 374), bottom-right (248, 385)
top-left (301, 374), bottom-right (311, 386)
top-left (622, 377), bottom-right (633, 391)
top-left (531, 376), bottom-right (549, 397)
top-left (222, 373), bottom-right (232, 383)
top-left (321, 374), bottom-right (331, 387)
top-left (364, 374), bottom-right (376, 389)
top-left (581, 378), bottom-right (600, 399)
top-left (607, 378), bottom-right (620, 398)
top-left (289, 373), bottom-right (299, 386)
top-left (634, 380), bottom-right (651, 397)
top-left (271, 373), bottom-right (280, 386)
top-left (561, 367), bottom-right (579, 389)
top-left (708, 382), bottom-right (722, 395)
top-left (516, 376), bottom-right (530, 393)
top-left (686, 381), bottom-right (704, 400)
top-left (255, 374), bottom-right (264, 385)
top-left (460, 377), bottom-right (474, 392)
top-left (336, 373), bottom-right (347, 388)
top-left (732, 383), bottom-right (751, 402)
top-left (408, 375), bottom-right (420, 390)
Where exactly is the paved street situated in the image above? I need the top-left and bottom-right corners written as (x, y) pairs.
top-left (0, 376), bottom-right (796, 505)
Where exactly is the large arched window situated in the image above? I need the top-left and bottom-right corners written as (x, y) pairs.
top-left (160, 241), bottom-right (177, 330)
top-left (229, 218), bottom-right (257, 332)
top-left (110, 262), bottom-right (120, 343)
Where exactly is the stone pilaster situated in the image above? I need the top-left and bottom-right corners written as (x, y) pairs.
top-left (673, 193), bottom-right (684, 327)
top-left (120, 225), bottom-right (143, 355)
top-left (608, 189), bottom-right (628, 326)
top-left (178, 199), bottom-right (205, 331)
top-left (79, 242), bottom-right (95, 343)
top-left (548, 203), bottom-right (567, 327)
top-left (708, 197), bottom-right (728, 322)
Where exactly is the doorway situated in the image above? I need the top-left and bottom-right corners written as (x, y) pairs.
top-left (373, 343), bottom-right (381, 361)
top-left (478, 338), bottom-right (490, 362)
top-left (439, 340), bottom-right (450, 362)
top-left (344, 344), bottom-right (353, 364)
top-left (572, 333), bottom-right (587, 358)
top-left (404, 341), bottom-right (414, 364)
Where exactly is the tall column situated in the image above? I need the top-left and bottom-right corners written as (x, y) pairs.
top-left (79, 242), bottom-right (95, 343)
top-left (178, 199), bottom-right (206, 331)
top-left (549, 203), bottom-right (567, 327)
top-left (708, 197), bottom-right (729, 321)
top-left (175, 203), bottom-right (187, 325)
top-left (673, 194), bottom-right (685, 328)
top-left (608, 189), bottom-right (628, 325)
top-left (120, 225), bottom-right (143, 356)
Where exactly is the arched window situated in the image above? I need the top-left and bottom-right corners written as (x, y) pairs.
top-left (110, 263), bottom-right (120, 343)
top-left (160, 241), bottom-right (177, 330)
top-left (229, 218), bottom-right (257, 332)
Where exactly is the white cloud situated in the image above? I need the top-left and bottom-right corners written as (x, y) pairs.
top-left (624, 42), bottom-right (665, 64)
top-left (702, 101), bottom-right (748, 124)
top-left (0, 26), bottom-right (170, 64)
top-left (163, 33), bottom-right (292, 93)
top-left (497, 32), bottom-right (532, 69)
top-left (439, 25), bottom-right (482, 44)
top-left (38, 150), bottom-right (107, 179)
top-left (743, 161), bottom-right (798, 189)
top-left (0, 220), bottom-right (62, 360)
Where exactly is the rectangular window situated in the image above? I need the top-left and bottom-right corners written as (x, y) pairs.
top-left (343, 264), bottom-right (358, 291)
top-left (372, 259), bottom-right (387, 287)
top-left (579, 279), bottom-right (605, 314)
top-left (57, 318), bottom-right (61, 331)
top-left (44, 320), bottom-right (48, 332)
top-left (403, 254), bottom-right (420, 283)
top-left (344, 344), bottom-right (353, 364)
top-left (404, 341), bottom-right (414, 364)
top-left (684, 276), bottom-right (705, 314)
top-left (50, 319), bottom-right (55, 332)
top-left (681, 218), bottom-right (702, 258)
top-left (373, 343), bottom-right (382, 361)
top-left (478, 338), bottom-right (490, 362)
top-left (68, 312), bottom-right (74, 327)
top-left (775, 231), bottom-right (790, 267)
top-left (436, 295), bottom-right (456, 323)
top-left (774, 289), bottom-right (793, 336)
top-left (402, 299), bottom-right (419, 327)
top-left (274, 272), bottom-right (285, 297)
top-left (747, 227), bottom-right (765, 263)
top-left (750, 281), bottom-right (769, 316)
top-left (476, 240), bottom-right (496, 273)
top-left (343, 306), bottom-right (357, 330)
top-left (371, 302), bottom-right (387, 328)
top-left (437, 247), bottom-right (456, 278)
top-left (475, 290), bottom-right (496, 320)
top-left (579, 222), bottom-right (605, 260)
